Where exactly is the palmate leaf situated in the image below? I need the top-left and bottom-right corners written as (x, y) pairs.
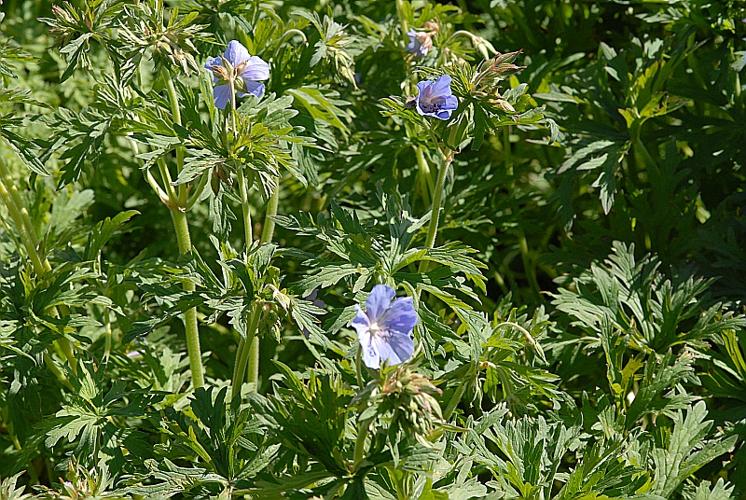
top-left (154, 387), bottom-right (278, 482)
top-left (624, 352), bottom-right (697, 427)
top-left (552, 241), bottom-right (746, 353)
top-left (682, 478), bottom-right (735, 500)
top-left (287, 86), bottom-right (351, 137)
top-left (460, 406), bottom-right (648, 499)
top-left (270, 366), bottom-right (352, 477)
top-left (0, 105), bottom-right (48, 175)
top-left (291, 10), bottom-right (357, 86)
top-left (701, 330), bottom-right (746, 404)
top-left (649, 401), bottom-right (737, 498)
top-left (123, 458), bottom-right (229, 498)
top-left (0, 472), bottom-right (33, 500)
top-left (45, 364), bottom-right (164, 469)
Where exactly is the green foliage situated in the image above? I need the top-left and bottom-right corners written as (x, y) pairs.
top-left (0, 0), bottom-right (744, 498)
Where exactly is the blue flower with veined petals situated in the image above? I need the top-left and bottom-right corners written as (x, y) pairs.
top-left (204, 40), bottom-right (269, 109)
top-left (406, 29), bottom-right (432, 57)
top-left (350, 285), bottom-right (417, 369)
top-left (415, 75), bottom-right (458, 120)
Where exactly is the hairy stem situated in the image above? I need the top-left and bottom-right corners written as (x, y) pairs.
top-left (161, 73), bottom-right (205, 389)
top-left (232, 305), bottom-right (262, 397)
top-left (418, 150), bottom-right (453, 273)
top-left (260, 184), bottom-right (280, 244)
top-left (165, 76), bottom-right (187, 205)
top-left (170, 209), bottom-right (205, 388)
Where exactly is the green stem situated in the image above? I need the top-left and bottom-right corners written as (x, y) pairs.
top-left (185, 171), bottom-right (209, 210)
top-left (170, 209), bottom-right (205, 388)
top-left (417, 151), bottom-right (453, 273)
top-left (228, 75), bottom-right (267, 395)
top-left (355, 344), bottom-right (363, 387)
top-left (247, 334), bottom-right (260, 391)
top-left (232, 305), bottom-right (262, 396)
top-left (162, 74), bottom-right (205, 389)
top-left (239, 183), bottom-right (281, 390)
top-left (0, 179), bottom-right (47, 275)
top-left (157, 158), bottom-right (178, 202)
top-left (237, 169), bottom-right (252, 246)
top-left (353, 417), bottom-right (374, 470)
top-left (260, 184), bottom-right (280, 244)
top-left (415, 146), bottom-right (433, 206)
top-left (165, 75), bottom-right (189, 208)
top-left (503, 126), bottom-right (512, 176)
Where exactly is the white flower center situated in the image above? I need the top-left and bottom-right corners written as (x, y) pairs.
top-left (369, 322), bottom-right (382, 336)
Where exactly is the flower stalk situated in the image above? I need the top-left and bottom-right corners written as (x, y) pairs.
top-left (226, 60), bottom-right (282, 393)
top-left (418, 149), bottom-right (453, 273)
top-left (152, 71), bottom-right (205, 389)
top-left (352, 417), bottom-right (374, 471)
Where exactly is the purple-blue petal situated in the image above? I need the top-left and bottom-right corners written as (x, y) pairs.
top-left (361, 333), bottom-right (380, 368)
top-left (406, 30), bottom-right (418, 52)
top-left (430, 75), bottom-right (452, 97)
top-left (365, 285), bottom-right (395, 322)
top-left (414, 75), bottom-right (456, 120)
top-left (443, 95), bottom-right (458, 110)
top-left (350, 305), bottom-right (370, 337)
top-left (416, 80), bottom-right (431, 97)
top-left (224, 40), bottom-right (250, 67)
top-left (243, 79), bottom-right (265, 98)
top-left (240, 56), bottom-right (270, 81)
top-left (380, 297), bottom-right (417, 335)
top-left (372, 331), bottom-right (414, 367)
top-left (213, 84), bottom-right (231, 109)
top-left (204, 56), bottom-right (222, 71)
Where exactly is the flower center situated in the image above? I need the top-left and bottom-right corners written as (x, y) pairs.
top-left (369, 322), bottom-right (382, 336)
top-left (420, 89), bottom-right (445, 112)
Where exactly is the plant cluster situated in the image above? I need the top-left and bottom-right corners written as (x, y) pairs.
top-left (0, 0), bottom-right (744, 498)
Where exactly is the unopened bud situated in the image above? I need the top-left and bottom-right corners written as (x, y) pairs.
top-left (493, 99), bottom-right (515, 113)
top-left (424, 20), bottom-right (440, 33)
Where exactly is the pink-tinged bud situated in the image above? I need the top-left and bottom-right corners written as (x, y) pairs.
top-left (424, 20), bottom-right (440, 33)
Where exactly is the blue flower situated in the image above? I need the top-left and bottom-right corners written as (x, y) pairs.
top-left (415, 75), bottom-right (458, 120)
top-left (406, 29), bottom-right (432, 58)
top-left (204, 40), bottom-right (269, 109)
top-left (350, 285), bottom-right (417, 369)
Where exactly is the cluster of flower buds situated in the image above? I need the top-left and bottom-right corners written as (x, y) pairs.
top-left (47, 3), bottom-right (86, 46)
top-left (471, 50), bottom-right (525, 112)
top-left (379, 366), bottom-right (444, 443)
top-left (406, 20), bottom-right (440, 58)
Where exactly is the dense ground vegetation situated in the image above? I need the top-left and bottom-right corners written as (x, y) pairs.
top-left (0, 0), bottom-right (745, 498)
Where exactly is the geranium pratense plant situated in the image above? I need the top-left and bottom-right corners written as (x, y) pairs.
top-left (2, 0), bottom-right (743, 498)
